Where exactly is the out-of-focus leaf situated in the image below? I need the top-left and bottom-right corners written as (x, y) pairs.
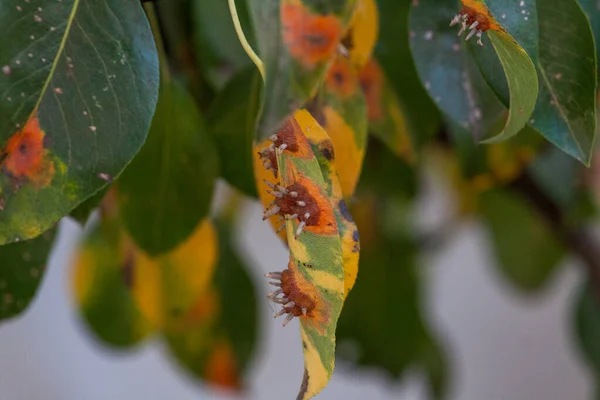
top-left (131, 219), bottom-right (218, 331)
top-left (337, 195), bottom-right (427, 376)
top-left (166, 212), bottom-right (258, 390)
top-left (479, 189), bottom-right (565, 291)
top-left (529, 148), bottom-right (579, 208)
top-left (311, 54), bottom-right (368, 198)
top-left (420, 334), bottom-right (450, 400)
top-left (69, 186), bottom-right (109, 226)
top-left (574, 283), bottom-right (600, 375)
top-left (117, 81), bottom-right (218, 256)
top-left (296, 109), bottom-right (360, 298)
top-left (208, 66), bottom-right (261, 198)
top-left (359, 59), bottom-right (416, 163)
top-left (376, 0), bottom-right (441, 145)
top-left (0, 0), bottom-right (159, 245)
top-left (193, 0), bottom-right (253, 73)
top-left (247, 0), bottom-right (356, 141)
top-left (0, 227), bottom-right (55, 322)
top-left (72, 217), bottom-right (152, 348)
top-left (409, 0), bottom-right (505, 141)
top-left (346, 0), bottom-right (379, 69)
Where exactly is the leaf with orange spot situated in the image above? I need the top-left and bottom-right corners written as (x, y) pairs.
top-left (310, 53), bottom-right (367, 198)
top-left (71, 214), bottom-right (153, 349)
top-left (358, 59), bottom-right (416, 163)
top-left (247, 0), bottom-right (356, 141)
top-left (266, 110), bottom-right (345, 400)
top-left (294, 109), bottom-right (360, 299)
top-left (165, 209), bottom-right (258, 391)
top-left (345, 0), bottom-right (379, 69)
top-left (0, 0), bottom-right (159, 245)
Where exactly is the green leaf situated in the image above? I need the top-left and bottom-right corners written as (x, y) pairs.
top-left (247, 0), bottom-right (356, 141)
top-left (409, 0), bottom-right (505, 141)
top-left (574, 282), bottom-right (600, 374)
top-left (337, 196), bottom-right (427, 376)
top-left (69, 185), bottom-right (109, 225)
top-left (0, 227), bottom-right (55, 322)
top-left (207, 65), bottom-right (260, 198)
top-left (0, 0), bottom-right (159, 245)
top-left (420, 334), bottom-right (450, 400)
top-left (528, 148), bottom-right (579, 208)
top-left (531, 0), bottom-right (597, 164)
top-left (117, 81), bottom-right (218, 256)
top-left (376, 0), bottom-right (441, 146)
top-left (479, 189), bottom-right (565, 291)
top-left (72, 218), bottom-right (152, 348)
top-left (482, 30), bottom-right (538, 142)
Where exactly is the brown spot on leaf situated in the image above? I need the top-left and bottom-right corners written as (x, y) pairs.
top-left (325, 55), bottom-right (357, 98)
top-left (358, 59), bottom-right (384, 121)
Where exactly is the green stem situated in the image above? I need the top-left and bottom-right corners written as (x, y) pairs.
top-left (144, 2), bottom-right (171, 82)
top-left (228, 0), bottom-right (265, 79)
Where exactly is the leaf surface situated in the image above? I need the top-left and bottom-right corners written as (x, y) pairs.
top-left (0, 0), bottom-right (159, 244)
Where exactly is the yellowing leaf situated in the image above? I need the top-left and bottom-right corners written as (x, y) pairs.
top-left (131, 219), bottom-right (218, 331)
top-left (347, 0), bottom-right (379, 68)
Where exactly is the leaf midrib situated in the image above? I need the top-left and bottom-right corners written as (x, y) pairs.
top-left (32, 0), bottom-right (81, 113)
top-left (537, 61), bottom-right (585, 159)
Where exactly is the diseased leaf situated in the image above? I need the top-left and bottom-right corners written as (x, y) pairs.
top-left (208, 66), bottom-right (261, 198)
top-left (410, 0), bottom-right (506, 142)
top-left (117, 81), bottom-right (217, 256)
top-left (166, 212), bottom-right (258, 390)
top-left (0, 0), bottom-right (159, 245)
top-left (359, 59), bottom-right (416, 162)
top-left (72, 216), bottom-right (152, 349)
top-left (130, 219), bottom-right (218, 331)
top-left (346, 0), bottom-right (379, 69)
top-left (247, 0), bottom-right (356, 141)
top-left (295, 109), bottom-right (360, 298)
top-left (479, 189), bottom-right (565, 291)
top-left (310, 53), bottom-right (368, 198)
top-left (0, 227), bottom-right (55, 322)
top-left (256, 112), bottom-right (345, 399)
top-left (69, 185), bottom-right (109, 225)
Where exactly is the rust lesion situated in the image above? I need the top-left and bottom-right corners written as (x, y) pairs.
top-left (264, 259), bottom-right (327, 330)
top-left (0, 115), bottom-right (55, 189)
top-left (450, 1), bottom-right (501, 46)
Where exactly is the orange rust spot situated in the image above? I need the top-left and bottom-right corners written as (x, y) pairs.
top-left (1, 115), bottom-right (54, 188)
top-left (358, 59), bottom-right (384, 121)
top-left (204, 339), bottom-right (240, 390)
top-left (266, 172), bottom-right (337, 236)
top-left (459, 1), bottom-right (501, 31)
top-left (281, 3), bottom-right (343, 68)
top-left (281, 268), bottom-right (317, 317)
top-left (257, 118), bottom-right (314, 178)
top-left (325, 55), bottom-right (357, 99)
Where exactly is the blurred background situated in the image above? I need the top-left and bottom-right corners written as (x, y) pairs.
top-left (1, 0), bottom-right (599, 399)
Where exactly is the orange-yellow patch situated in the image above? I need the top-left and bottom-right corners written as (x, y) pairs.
top-left (325, 55), bottom-right (358, 99)
top-left (358, 59), bottom-right (383, 121)
top-left (1, 115), bottom-right (54, 188)
top-left (203, 339), bottom-right (240, 390)
top-left (281, 2), bottom-right (343, 68)
top-left (285, 259), bottom-right (329, 333)
top-left (460, 0), bottom-right (501, 31)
